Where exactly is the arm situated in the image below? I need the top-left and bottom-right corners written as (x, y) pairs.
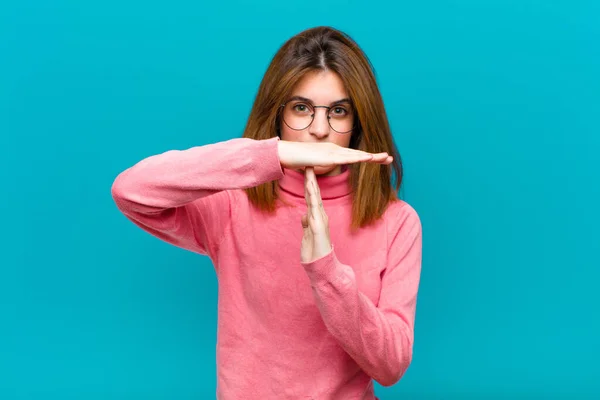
top-left (111, 136), bottom-right (284, 257)
top-left (300, 203), bottom-right (422, 386)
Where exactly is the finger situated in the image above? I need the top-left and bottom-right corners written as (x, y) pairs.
top-left (305, 165), bottom-right (316, 180)
top-left (372, 155), bottom-right (394, 164)
top-left (340, 148), bottom-right (375, 159)
top-left (331, 153), bottom-right (374, 165)
top-left (311, 170), bottom-right (321, 198)
top-left (300, 213), bottom-right (313, 263)
top-left (309, 176), bottom-right (323, 221)
top-left (362, 153), bottom-right (393, 164)
top-left (340, 147), bottom-right (372, 154)
top-left (337, 149), bottom-right (392, 164)
top-left (308, 172), bottom-right (326, 226)
top-left (308, 170), bottom-right (320, 207)
top-left (377, 155), bottom-right (393, 164)
top-left (311, 178), bottom-right (321, 209)
top-left (304, 167), bottom-right (314, 219)
top-left (304, 166), bottom-right (309, 193)
top-left (368, 152), bottom-right (390, 162)
top-left (310, 185), bottom-right (322, 220)
top-left (312, 179), bottom-right (327, 221)
top-left (301, 213), bottom-right (309, 229)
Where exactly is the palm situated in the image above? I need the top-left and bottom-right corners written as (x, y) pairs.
top-left (300, 167), bottom-right (333, 263)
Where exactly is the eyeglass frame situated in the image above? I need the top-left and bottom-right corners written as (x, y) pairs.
top-left (278, 100), bottom-right (356, 134)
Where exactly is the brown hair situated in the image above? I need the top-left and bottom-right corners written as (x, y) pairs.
top-left (242, 26), bottom-right (403, 232)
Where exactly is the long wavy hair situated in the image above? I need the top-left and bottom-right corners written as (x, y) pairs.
top-left (242, 26), bottom-right (403, 231)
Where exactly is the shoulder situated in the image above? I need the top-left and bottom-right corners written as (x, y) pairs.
top-left (385, 199), bottom-right (421, 225)
top-left (384, 199), bottom-right (422, 240)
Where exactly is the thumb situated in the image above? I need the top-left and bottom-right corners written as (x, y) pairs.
top-left (301, 214), bottom-right (309, 230)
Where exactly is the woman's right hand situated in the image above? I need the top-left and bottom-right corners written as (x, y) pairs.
top-left (277, 140), bottom-right (393, 170)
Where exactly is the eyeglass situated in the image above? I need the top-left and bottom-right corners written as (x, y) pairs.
top-left (279, 98), bottom-right (355, 134)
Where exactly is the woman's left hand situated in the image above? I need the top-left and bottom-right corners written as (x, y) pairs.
top-left (301, 167), bottom-right (333, 263)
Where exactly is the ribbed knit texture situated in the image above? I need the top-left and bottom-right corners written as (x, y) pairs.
top-left (111, 136), bottom-right (422, 400)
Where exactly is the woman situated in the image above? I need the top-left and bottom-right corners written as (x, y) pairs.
top-left (111, 26), bottom-right (422, 400)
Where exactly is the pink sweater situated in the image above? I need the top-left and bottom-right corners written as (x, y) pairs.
top-left (111, 136), bottom-right (423, 400)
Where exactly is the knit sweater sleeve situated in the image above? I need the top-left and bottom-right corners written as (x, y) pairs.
top-left (111, 136), bottom-right (284, 257)
top-left (300, 202), bottom-right (423, 387)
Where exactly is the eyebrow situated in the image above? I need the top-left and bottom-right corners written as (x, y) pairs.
top-left (287, 95), bottom-right (352, 106)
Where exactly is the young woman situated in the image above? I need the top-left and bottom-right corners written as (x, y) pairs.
top-left (112, 26), bottom-right (422, 400)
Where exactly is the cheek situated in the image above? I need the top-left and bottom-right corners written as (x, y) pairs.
top-left (279, 121), bottom-right (353, 148)
top-left (279, 123), bottom-right (301, 141)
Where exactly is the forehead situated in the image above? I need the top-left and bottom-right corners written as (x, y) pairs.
top-left (291, 70), bottom-right (348, 100)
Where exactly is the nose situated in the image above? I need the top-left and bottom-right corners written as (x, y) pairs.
top-left (308, 107), bottom-right (330, 138)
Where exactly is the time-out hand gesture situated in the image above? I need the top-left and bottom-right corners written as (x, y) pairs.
top-left (300, 167), bottom-right (334, 263)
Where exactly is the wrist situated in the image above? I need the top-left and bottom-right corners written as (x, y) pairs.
top-left (277, 140), bottom-right (289, 168)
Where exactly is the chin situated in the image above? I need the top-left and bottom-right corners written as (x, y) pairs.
top-left (315, 166), bottom-right (334, 175)
top-left (299, 166), bottom-right (338, 176)
top-left (297, 165), bottom-right (340, 176)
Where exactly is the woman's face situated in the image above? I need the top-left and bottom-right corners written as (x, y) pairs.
top-left (279, 69), bottom-right (354, 176)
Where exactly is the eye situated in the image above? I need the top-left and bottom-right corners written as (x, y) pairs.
top-left (330, 107), bottom-right (348, 116)
top-left (293, 103), bottom-right (312, 113)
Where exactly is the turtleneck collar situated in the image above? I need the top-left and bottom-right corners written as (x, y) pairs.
top-left (277, 165), bottom-right (353, 203)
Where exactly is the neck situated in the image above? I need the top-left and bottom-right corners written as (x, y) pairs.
top-left (278, 165), bottom-right (352, 205)
top-left (295, 165), bottom-right (344, 177)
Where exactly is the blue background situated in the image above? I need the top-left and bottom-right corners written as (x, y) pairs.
top-left (2, 0), bottom-right (599, 398)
